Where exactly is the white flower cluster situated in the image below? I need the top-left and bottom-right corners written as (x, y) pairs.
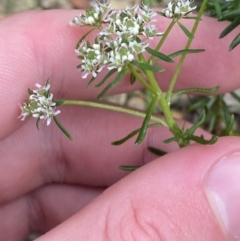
top-left (163, 0), bottom-right (197, 18)
top-left (71, 1), bottom-right (109, 26)
top-left (19, 82), bottom-right (60, 126)
top-left (72, 3), bottom-right (163, 78)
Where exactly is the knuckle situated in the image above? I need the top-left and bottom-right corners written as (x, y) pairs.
top-left (103, 198), bottom-right (164, 241)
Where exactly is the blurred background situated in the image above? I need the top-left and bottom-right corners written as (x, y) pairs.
top-left (0, 0), bottom-right (159, 17)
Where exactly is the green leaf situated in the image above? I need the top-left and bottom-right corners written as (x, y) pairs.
top-left (97, 68), bottom-right (128, 99)
top-left (163, 136), bottom-right (179, 144)
top-left (163, 124), bottom-right (183, 145)
top-left (95, 69), bottom-right (117, 87)
top-left (233, 0), bottom-right (240, 9)
top-left (188, 97), bottom-right (210, 111)
top-left (207, 1), bottom-right (231, 17)
top-left (221, 96), bottom-right (231, 124)
top-left (76, 28), bottom-right (96, 49)
top-left (220, 9), bottom-right (240, 21)
top-left (134, 36), bottom-right (142, 43)
top-left (119, 165), bottom-right (140, 171)
top-left (172, 86), bottom-right (219, 97)
top-left (135, 96), bottom-right (158, 145)
top-left (54, 99), bottom-right (65, 106)
top-left (112, 129), bottom-right (141, 145)
top-left (105, 47), bottom-right (113, 53)
top-left (208, 113), bottom-right (217, 133)
top-left (183, 16), bottom-right (202, 20)
top-left (36, 117), bottom-right (40, 130)
top-left (53, 116), bottom-right (72, 140)
top-left (229, 33), bottom-right (240, 51)
top-left (147, 146), bottom-right (166, 156)
top-left (145, 47), bottom-right (174, 63)
top-left (130, 73), bottom-right (136, 85)
top-left (87, 76), bottom-right (97, 88)
top-left (206, 96), bottom-right (217, 109)
top-left (112, 123), bottom-right (161, 145)
top-left (177, 21), bottom-right (194, 39)
top-left (190, 134), bottom-right (218, 145)
top-left (223, 114), bottom-right (235, 136)
top-left (187, 111), bottom-right (206, 136)
top-left (220, 17), bottom-right (240, 38)
top-left (28, 88), bottom-right (34, 95)
top-left (156, 11), bottom-right (165, 17)
top-left (213, 0), bottom-right (223, 19)
top-left (230, 91), bottom-right (240, 102)
top-left (168, 49), bottom-right (205, 58)
top-left (46, 78), bottom-right (50, 86)
top-left (131, 60), bottom-right (165, 72)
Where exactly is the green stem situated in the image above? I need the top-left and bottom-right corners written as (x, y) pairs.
top-left (159, 95), bottom-right (176, 131)
top-left (148, 19), bottom-right (176, 63)
top-left (129, 55), bottom-right (177, 134)
top-left (138, 53), bottom-right (162, 95)
top-left (62, 100), bottom-right (167, 126)
top-left (165, 0), bottom-right (208, 103)
top-left (127, 63), bottom-right (155, 92)
top-left (138, 54), bottom-right (177, 133)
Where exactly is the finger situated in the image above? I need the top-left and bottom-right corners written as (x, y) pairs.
top-left (2, 106), bottom-right (209, 203)
top-left (0, 184), bottom-right (103, 241)
top-left (1, 10), bottom-right (240, 139)
top-left (37, 136), bottom-right (240, 241)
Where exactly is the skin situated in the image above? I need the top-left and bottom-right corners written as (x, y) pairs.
top-left (0, 9), bottom-right (240, 241)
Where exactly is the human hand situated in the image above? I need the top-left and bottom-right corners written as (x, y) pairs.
top-left (0, 10), bottom-right (240, 241)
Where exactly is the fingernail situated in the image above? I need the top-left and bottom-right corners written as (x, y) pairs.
top-left (206, 152), bottom-right (240, 240)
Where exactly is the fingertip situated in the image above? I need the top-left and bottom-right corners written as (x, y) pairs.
top-left (38, 137), bottom-right (240, 241)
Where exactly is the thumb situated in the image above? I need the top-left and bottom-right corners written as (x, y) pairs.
top-left (38, 137), bottom-right (240, 241)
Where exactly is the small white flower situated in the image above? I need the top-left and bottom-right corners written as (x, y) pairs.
top-left (19, 103), bottom-right (31, 121)
top-left (107, 43), bottom-right (137, 71)
top-left (19, 81), bottom-right (60, 126)
top-left (163, 0), bottom-right (197, 18)
top-left (73, 3), bottom-right (164, 78)
top-left (93, 44), bottom-right (100, 50)
top-left (129, 40), bottom-right (147, 54)
top-left (139, 3), bottom-right (156, 23)
top-left (91, 0), bottom-right (110, 13)
top-left (71, 1), bottom-right (109, 26)
top-left (40, 108), bottom-right (61, 126)
top-left (116, 19), bottom-right (121, 25)
top-left (86, 16), bottom-right (95, 25)
top-left (33, 83), bottom-right (50, 95)
top-left (164, 9), bottom-right (172, 18)
top-left (76, 39), bottom-right (105, 78)
top-left (127, 54), bottom-right (134, 61)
